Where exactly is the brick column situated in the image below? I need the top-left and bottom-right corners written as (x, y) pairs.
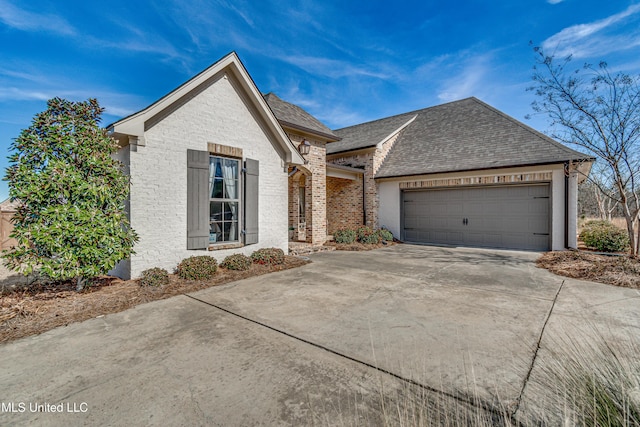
top-left (289, 134), bottom-right (327, 245)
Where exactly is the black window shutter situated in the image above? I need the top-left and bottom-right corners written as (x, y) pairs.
top-left (187, 149), bottom-right (209, 250)
top-left (244, 158), bottom-right (259, 245)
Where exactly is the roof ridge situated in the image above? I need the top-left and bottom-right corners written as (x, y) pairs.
top-left (468, 97), bottom-right (591, 159)
top-left (334, 97), bottom-right (477, 132)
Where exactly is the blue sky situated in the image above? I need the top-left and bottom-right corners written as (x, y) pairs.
top-left (1, 0), bottom-right (640, 200)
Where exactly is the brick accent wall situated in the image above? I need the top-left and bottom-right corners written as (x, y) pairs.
top-left (287, 133), bottom-right (327, 245)
top-left (327, 129), bottom-right (403, 229)
top-left (327, 151), bottom-right (377, 228)
top-left (326, 176), bottom-right (363, 233)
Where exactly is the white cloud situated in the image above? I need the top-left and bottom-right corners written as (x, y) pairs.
top-left (543, 3), bottom-right (640, 57)
top-left (436, 53), bottom-right (493, 103)
top-left (0, 87), bottom-right (51, 102)
top-left (278, 54), bottom-right (391, 80)
top-left (547, 0), bottom-right (564, 4)
top-left (0, 0), bottom-right (75, 35)
top-left (0, 83), bottom-right (144, 121)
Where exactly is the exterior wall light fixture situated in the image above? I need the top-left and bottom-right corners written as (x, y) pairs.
top-left (298, 139), bottom-right (311, 155)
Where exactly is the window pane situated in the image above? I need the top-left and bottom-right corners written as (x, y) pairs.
top-left (214, 158), bottom-right (223, 178)
top-left (223, 222), bottom-right (239, 242)
top-left (224, 179), bottom-right (237, 200)
top-left (211, 178), bottom-right (223, 199)
top-left (209, 201), bottom-right (223, 242)
top-left (224, 202), bottom-right (238, 221)
top-left (222, 159), bottom-right (238, 199)
top-left (224, 158), bottom-right (239, 179)
top-left (210, 222), bottom-right (222, 242)
top-left (210, 201), bottom-right (222, 220)
top-left (228, 221), bottom-right (238, 241)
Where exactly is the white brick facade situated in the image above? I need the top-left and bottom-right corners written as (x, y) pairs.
top-left (111, 73), bottom-right (290, 279)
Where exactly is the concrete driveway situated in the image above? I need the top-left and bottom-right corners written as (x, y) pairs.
top-left (1, 245), bottom-right (639, 425)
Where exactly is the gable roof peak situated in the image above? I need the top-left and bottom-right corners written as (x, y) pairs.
top-left (263, 92), bottom-right (340, 142)
top-left (107, 51), bottom-right (305, 165)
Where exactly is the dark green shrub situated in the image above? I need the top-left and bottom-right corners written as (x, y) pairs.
top-left (139, 267), bottom-right (169, 287)
top-left (357, 226), bottom-right (381, 244)
top-left (250, 248), bottom-right (285, 265)
top-left (220, 253), bottom-right (252, 271)
top-left (580, 220), bottom-right (630, 252)
top-left (377, 228), bottom-right (394, 242)
top-left (3, 98), bottom-right (138, 291)
top-left (175, 255), bottom-right (218, 280)
top-left (334, 228), bottom-right (357, 244)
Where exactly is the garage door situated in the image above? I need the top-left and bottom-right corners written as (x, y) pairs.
top-left (402, 184), bottom-right (550, 251)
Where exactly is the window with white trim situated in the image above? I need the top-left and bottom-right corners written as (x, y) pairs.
top-left (209, 155), bottom-right (240, 243)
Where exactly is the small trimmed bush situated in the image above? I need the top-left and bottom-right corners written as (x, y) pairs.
top-left (334, 228), bottom-right (357, 244)
top-left (139, 267), bottom-right (169, 287)
top-left (250, 248), bottom-right (285, 265)
top-left (580, 220), bottom-right (630, 252)
top-left (220, 253), bottom-right (252, 271)
top-left (175, 255), bottom-right (218, 280)
top-left (357, 226), bottom-right (381, 244)
top-left (377, 228), bottom-right (394, 242)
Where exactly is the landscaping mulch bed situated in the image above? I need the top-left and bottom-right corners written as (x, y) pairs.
top-left (0, 256), bottom-right (310, 344)
top-left (324, 241), bottom-right (397, 251)
top-left (537, 250), bottom-right (640, 289)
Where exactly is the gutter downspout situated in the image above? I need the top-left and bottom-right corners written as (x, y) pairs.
top-left (564, 162), bottom-right (569, 249)
top-left (362, 175), bottom-right (367, 226)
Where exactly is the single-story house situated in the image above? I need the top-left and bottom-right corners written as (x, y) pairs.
top-left (107, 52), bottom-right (592, 279)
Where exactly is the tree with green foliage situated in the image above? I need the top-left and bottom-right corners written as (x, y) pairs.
top-left (529, 47), bottom-right (640, 256)
top-left (3, 98), bottom-right (138, 290)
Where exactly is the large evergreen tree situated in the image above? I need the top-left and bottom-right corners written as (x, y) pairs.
top-left (4, 98), bottom-right (138, 290)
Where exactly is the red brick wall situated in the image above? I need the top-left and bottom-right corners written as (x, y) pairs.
top-left (326, 176), bottom-right (364, 234)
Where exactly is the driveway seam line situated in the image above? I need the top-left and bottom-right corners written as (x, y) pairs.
top-left (184, 293), bottom-right (514, 422)
top-left (512, 279), bottom-right (564, 418)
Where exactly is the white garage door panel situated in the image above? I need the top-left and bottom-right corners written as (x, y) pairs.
top-left (402, 184), bottom-right (550, 251)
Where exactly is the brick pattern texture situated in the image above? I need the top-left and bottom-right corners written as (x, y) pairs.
top-left (111, 73), bottom-right (289, 279)
top-left (326, 176), bottom-right (363, 233)
top-left (327, 130), bottom-right (401, 229)
top-left (287, 133), bottom-right (327, 245)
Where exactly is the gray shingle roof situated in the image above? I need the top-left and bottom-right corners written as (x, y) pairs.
top-left (335, 97), bottom-right (593, 178)
top-left (264, 93), bottom-right (339, 141)
top-left (328, 113), bottom-right (417, 154)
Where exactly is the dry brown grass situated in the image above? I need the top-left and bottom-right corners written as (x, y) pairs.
top-left (0, 256), bottom-right (310, 343)
top-left (579, 216), bottom-right (628, 230)
top-left (537, 251), bottom-right (640, 288)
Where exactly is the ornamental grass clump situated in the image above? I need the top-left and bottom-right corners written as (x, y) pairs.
top-left (220, 253), bottom-right (252, 271)
top-left (175, 255), bottom-right (218, 280)
top-left (138, 267), bottom-right (170, 287)
top-left (250, 248), bottom-right (285, 265)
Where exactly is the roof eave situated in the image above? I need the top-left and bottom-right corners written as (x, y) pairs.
top-left (375, 158), bottom-right (596, 180)
top-left (279, 120), bottom-right (341, 142)
top-left (326, 146), bottom-right (377, 157)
